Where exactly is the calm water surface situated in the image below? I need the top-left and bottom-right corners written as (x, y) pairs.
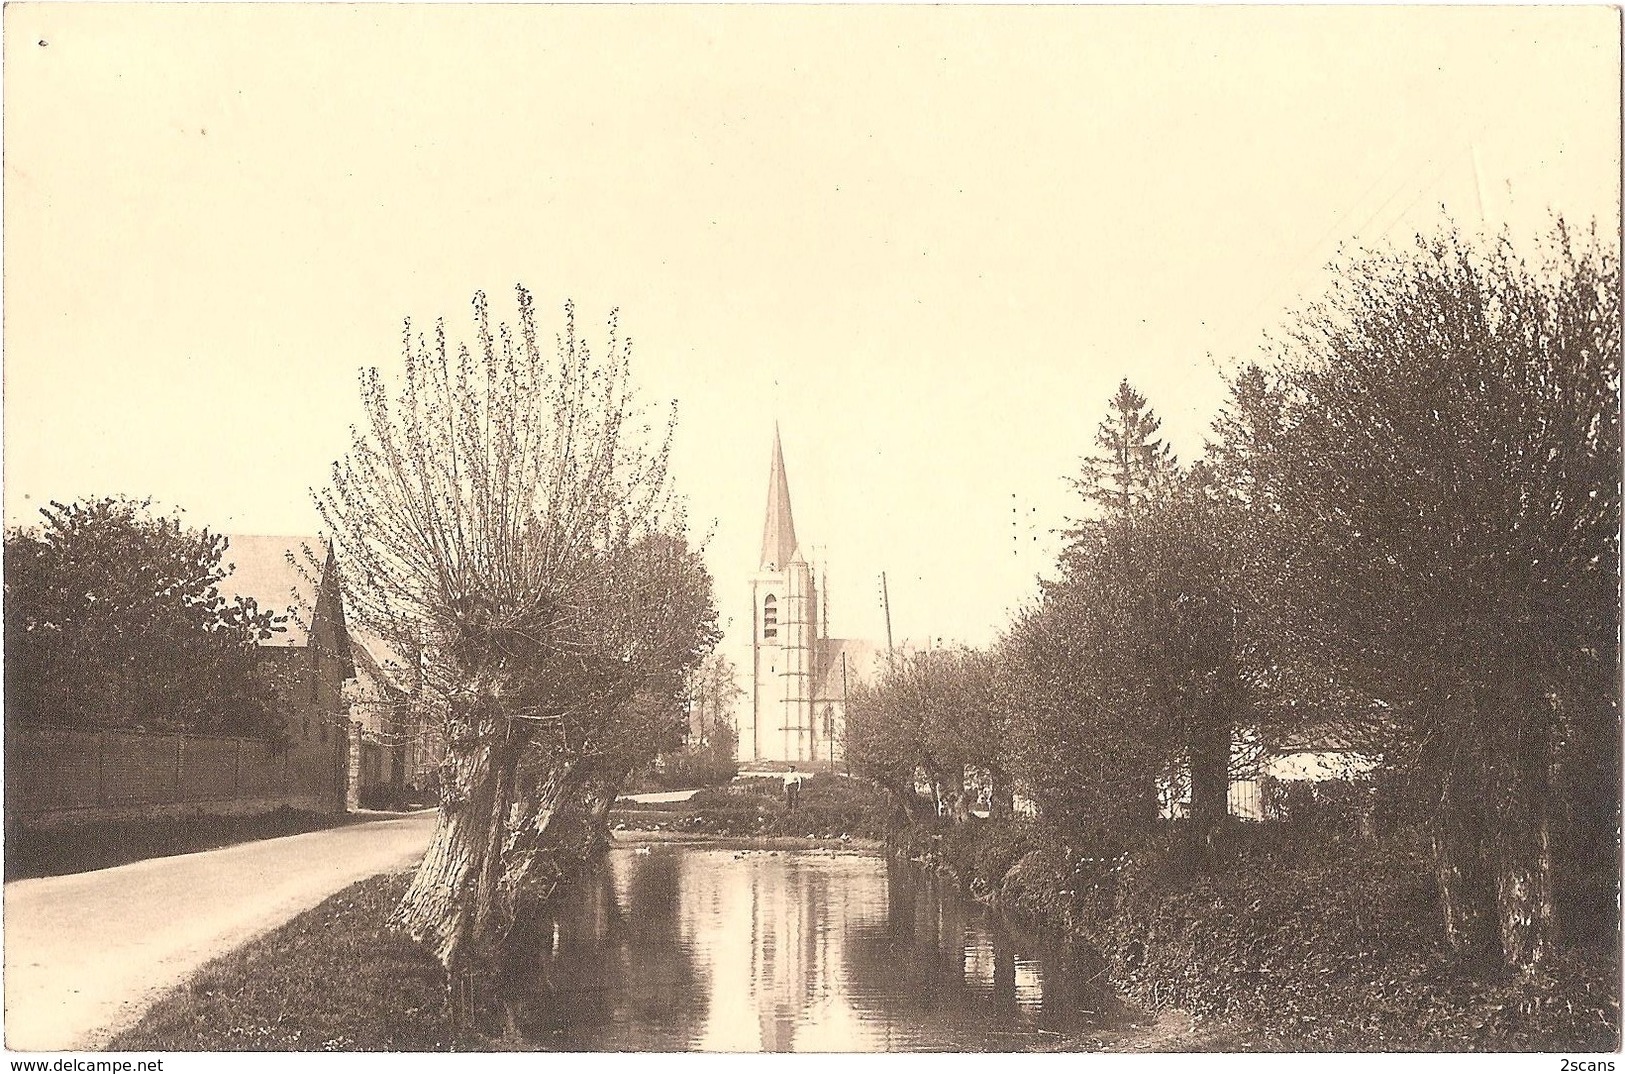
top-left (498, 843), bottom-right (1133, 1052)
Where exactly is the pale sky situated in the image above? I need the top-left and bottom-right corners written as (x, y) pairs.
top-left (5, 4), bottom-right (1620, 680)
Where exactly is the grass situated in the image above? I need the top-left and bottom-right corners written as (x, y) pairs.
top-left (609, 773), bottom-right (892, 840)
top-left (5, 807), bottom-right (378, 881)
top-left (107, 870), bottom-right (452, 1052)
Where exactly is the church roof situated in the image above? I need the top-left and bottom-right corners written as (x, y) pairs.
top-left (814, 638), bottom-right (883, 702)
top-left (759, 425), bottom-right (803, 570)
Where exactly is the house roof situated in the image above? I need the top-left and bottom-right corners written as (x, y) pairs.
top-left (217, 535), bottom-right (327, 647)
top-left (349, 628), bottom-right (414, 696)
top-left (760, 425), bottom-right (803, 570)
top-left (814, 637), bottom-right (882, 702)
top-left (1271, 714), bottom-right (1392, 756)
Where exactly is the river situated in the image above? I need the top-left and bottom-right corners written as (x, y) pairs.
top-left (494, 842), bottom-right (1139, 1051)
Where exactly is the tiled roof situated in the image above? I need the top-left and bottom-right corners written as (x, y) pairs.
top-left (217, 535), bottom-right (326, 646)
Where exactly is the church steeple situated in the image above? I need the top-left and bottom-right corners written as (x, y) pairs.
top-left (760, 424), bottom-right (802, 570)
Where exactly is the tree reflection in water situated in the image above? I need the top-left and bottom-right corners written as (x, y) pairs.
top-left (840, 858), bottom-right (1118, 1049)
top-left (497, 846), bottom-right (1123, 1052)
top-left (498, 850), bottom-right (712, 1049)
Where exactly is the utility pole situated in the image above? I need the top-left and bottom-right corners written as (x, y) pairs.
top-left (880, 571), bottom-right (895, 669)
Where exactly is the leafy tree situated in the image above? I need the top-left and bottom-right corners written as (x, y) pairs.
top-left (1229, 222), bottom-right (1619, 969)
top-left (1000, 585), bottom-right (1165, 841)
top-left (317, 288), bottom-right (719, 975)
top-left (1027, 382), bottom-right (1255, 849)
top-left (646, 651), bottom-right (743, 788)
top-left (3, 497), bottom-right (284, 736)
top-left (844, 653), bottom-right (941, 825)
top-left (846, 646), bottom-right (1012, 826)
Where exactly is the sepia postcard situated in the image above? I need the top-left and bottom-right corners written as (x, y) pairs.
top-left (2, 3), bottom-right (1620, 1067)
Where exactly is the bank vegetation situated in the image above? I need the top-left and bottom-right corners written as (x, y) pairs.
top-left (845, 221), bottom-right (1621, 1051)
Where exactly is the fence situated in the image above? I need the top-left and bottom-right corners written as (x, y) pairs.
top-left (5, 724), bottom-right (347, 830)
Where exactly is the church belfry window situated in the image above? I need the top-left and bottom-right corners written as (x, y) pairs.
top-left (763, 595), bottom-right (778, 639)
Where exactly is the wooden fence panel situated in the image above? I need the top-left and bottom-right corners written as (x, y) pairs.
top-left (235, 739), bottom-right (284, 798)
top-left (6, 723), bottom-right (347, 823)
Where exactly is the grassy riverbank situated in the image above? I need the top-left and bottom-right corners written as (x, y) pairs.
top-left (108, 776), bottom-right (1615, 1053)
top-left (900, 816), bottom-right (1620, 1052)
top-left (109, 869), bottom-right (454, 1052)
top-left (6, 807), bottom-right (381, 881)
top-left (609, 773), bottom-right (891, 840)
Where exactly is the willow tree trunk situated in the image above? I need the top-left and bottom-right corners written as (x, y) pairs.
top-left (500, 764), bottom-right (588, 916)
top-left (577, 772), bottom-right (626, 857)
top-left (988, 767), bottom-right (1014, 820)
top-left (886, 781), bottom-right (929, 828)
top-left (948, 766), bottom-right (971, 824)
top-left (393, 705), bottom-right (534, 973)
top-left (1487, 675), bottom-right (1557, 969)
top-left (1432, 713), bottom-right (1496, 961)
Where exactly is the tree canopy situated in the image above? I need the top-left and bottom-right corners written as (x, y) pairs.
top-left (3, 497), bottom-right (286, 737)
top-left (1224, 223), bottom-right (1620, 967)
top-left (317, 287), bottom-right (719, 974)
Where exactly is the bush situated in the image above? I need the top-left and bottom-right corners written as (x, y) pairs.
top-left (613, 774), bottom-right (892, 840)
top-left (1092, 830), bottom-right (1619, 1050)
top-left (888, 816), bottom-right (1620, 1051)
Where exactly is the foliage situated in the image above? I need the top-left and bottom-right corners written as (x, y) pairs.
top-left (689, 651), bottom-right (744, 753)
top-left (1223, 223), bottom-right (1620, 967)
top-left (1095, 828), bottom-right (1619, 1051)
top-left (1064, 377), bottom-right (1178, 536)
top-left (920, 818), bottom-right (1618, 1051)
top-left (1002, 393), bottom-right (1250, 841)
top-left (3, 497), bottom-right (285, 737)
top-left (844, 217), bottom-right (1619, 1035)
top-left (617, 775), bottom-right (892, 840)
top-left (844, 645), bottom-right (1008, 823)
top-left (629, 651), bottom-right (742, 790)
top-left (316, 287), bottom-right (719, 972)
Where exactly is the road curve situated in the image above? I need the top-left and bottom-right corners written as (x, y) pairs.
top-left (4, 810), bottom-right (437, 1052)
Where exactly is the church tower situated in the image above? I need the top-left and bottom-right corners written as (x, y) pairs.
top-left (748, 426), bottom-right (821, 764)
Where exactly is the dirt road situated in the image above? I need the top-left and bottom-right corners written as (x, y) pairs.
top-left (4, 810), bottom-right (436, 1052)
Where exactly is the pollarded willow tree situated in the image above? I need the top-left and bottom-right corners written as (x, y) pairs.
top-left (1232, 222), bottom-right (1619, 969)
top-left (316, 287), bottom-right (718, 975)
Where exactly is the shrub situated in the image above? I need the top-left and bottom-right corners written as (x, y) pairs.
top-left (889, 815), bottom-right (1620, 1051)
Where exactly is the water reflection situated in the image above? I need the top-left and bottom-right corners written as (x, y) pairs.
top-left (502, 845), bottom-right (1121, 1052)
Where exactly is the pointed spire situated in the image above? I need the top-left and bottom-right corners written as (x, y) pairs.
top-left (760, 423), bottom-right (802, 570)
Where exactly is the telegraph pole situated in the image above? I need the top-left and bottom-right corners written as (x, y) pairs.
top-left (880, 571), bottom-right (895, 669)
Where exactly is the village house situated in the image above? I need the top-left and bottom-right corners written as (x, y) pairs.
top-left (346, 628), bottom-right (442, 806)
top-left (4, 536), bottom-right (359, 833)
top-left (225, 536), bottom-right (444, 811)
top-left (216, 535), bottom-right (357, 814)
